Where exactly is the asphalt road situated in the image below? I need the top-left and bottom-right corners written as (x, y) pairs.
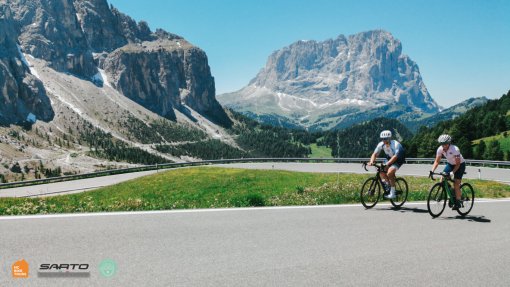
top-left (0, 170), bottom-right (159, 198)
top-left (0, 200), bottom-right (508, 286)
top-left (214, 162), bottom-right (510, 184)
top-left (1, 163), bottom-right (509, 198)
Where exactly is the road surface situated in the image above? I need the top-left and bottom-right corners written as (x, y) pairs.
top-left (0, 200), bottom-right (508, 286)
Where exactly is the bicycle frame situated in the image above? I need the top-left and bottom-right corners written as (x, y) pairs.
top-left (429, 172), bottom-right (458, 207)
top-left (441, 176), bottom-right (456, 207)
top-left (427, 171), bottom-right (474, 218)
top-left (363, 163), bottom-right (388, 191)
top-left (361, 162), bottom-right (408, 209)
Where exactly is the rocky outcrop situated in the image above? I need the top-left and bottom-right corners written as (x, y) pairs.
top-left (73, 0), bottom-right (129, 53)
top-left (0, 2), bottom-right (54, 125)
top-left (10, 0), bottom-right (97, 78)
top-left (219, 30), bottom-right (439, 130)
top-left (1, 0), bottom-right (231, 127)
top-left (103, 38), bottom-right (229, 125)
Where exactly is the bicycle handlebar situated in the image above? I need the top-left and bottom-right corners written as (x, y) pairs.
top-left (362, 162), bottom-right (386, 172)
top-left (428, 171), bottom-right (465, 181)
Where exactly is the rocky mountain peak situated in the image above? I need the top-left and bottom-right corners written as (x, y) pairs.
top-left (219, 30), bottom-right (439, 130)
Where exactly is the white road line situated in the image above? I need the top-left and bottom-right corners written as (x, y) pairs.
top-left (1, 199), bottom-right (509, 220)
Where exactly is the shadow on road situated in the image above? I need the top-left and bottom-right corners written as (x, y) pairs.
top-left (440, 215), bottom-right (491, 223)
top-left (371, 206), bottom-right (429, 214)
top-left (392, 206), bottom-right (429, 214)
top-left (371, 206), bottom-right (491, 223)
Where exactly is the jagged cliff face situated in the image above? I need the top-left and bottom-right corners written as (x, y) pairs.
top-left (9, 0), bottom-right (97, 78)
top-left (218, 30), bottom-right (440, 130)
top-left (1, 0), bottom-right (230, 127)
top-left (103, 38), bottom-right (227, 124)
top-left (73, 0), bottom-right (129, 53)
top-left (0, 2), bottom-right (54, 125)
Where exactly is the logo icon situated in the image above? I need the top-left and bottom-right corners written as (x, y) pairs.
top-left (38, 263), bottom-right (90, 278)
top-left (12, 259), bottom-right (29, 278)
top-left (99, 259), bottom-right (117, 278)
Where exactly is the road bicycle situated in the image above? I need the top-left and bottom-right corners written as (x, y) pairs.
top-left (360, 162), bottom-right (408, 209)
top-left (427, 171), bottom-right (475, 218)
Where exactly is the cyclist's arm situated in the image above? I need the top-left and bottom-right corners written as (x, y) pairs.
top-left (452, 156), bottom-right (461, 174)
top-left (370, 143), bottom-right (383, 165)
top-left (369, 152), bottom-right (378, 165)
top-left (387, 154), bottom-right (398, 166)
top-left (431, 154), bottom-right (442, 172)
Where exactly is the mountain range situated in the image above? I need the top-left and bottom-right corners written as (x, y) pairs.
top-left (0, 1), bottom-right (490, 179)
top-left (218, 30), bottom-right (441, 131)
top-left (0, 0), bottom-right (239, 176)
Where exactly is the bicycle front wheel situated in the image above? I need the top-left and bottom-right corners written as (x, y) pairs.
top-left (360, 178), bottom-right (380, 209)
top-left (457, 183), bottom-right (475, 217)
top-left (390, 178), bottom-right (409, 208)
top-left (427, 183), bottom-right (446, 218)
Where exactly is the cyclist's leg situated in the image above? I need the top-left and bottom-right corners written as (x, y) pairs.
top-left (442, 163), bottom-right (454, 184)
top-left (453, 163), bottom-right (466, 201)
top-left (387, 156), bottom-right (404, 186)
top-left (454, 179), bottom-right (461, 200)
top-left (387, 166), bottom-right (397, 187)
top-left (380, 160), bottom-right (390, 183)
top-left (385, 165), bottom-right (399, 199)
top-left (380, 170), bottom-right (389, 182)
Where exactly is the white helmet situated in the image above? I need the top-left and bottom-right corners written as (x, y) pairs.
top-left (380, 130), bottom-right (392, 139)
top-left (438, 134), bottom-right (452, 144)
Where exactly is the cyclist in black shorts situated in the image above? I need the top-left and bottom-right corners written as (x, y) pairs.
top-left (368, 130), bottom-right (406, 199)
top-left (430, 134), bottom-right (466, 210)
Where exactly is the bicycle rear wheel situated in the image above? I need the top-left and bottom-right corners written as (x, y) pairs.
top-left (360, 178), bottom-right (380, 209)
top-left (390, 178), bottom-right (408, 208)
top-left (457, 183), bottom-right (475, 217)
top-left (427, 183), bottom-right (446, 218)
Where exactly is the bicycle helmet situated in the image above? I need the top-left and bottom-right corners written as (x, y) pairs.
top-left (438, 134), bottom-right (452, 144)
top-left (380, 130), bottom-right (392, 140)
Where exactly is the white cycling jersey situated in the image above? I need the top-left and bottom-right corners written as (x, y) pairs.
top-left (374, 140), bottom-right (404, 158)
top-left (436, 144), bottom-right (465, 165)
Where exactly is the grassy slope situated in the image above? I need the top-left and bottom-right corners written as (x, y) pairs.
top-left (1, 167), bottom-right (509, 215)
top-left (309, 143), bottom-right (333, 158)
top-left (472, 131), bottom-right (510, 152)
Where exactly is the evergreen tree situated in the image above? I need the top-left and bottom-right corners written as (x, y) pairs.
top-left (476, 140), bottom-right (486, 160)
top-left (10, 162), bottom-right (22, 173)
top-left (484, 140), bottom-right (503, 161)
top-left (456, 137), bottom-right (473, 159)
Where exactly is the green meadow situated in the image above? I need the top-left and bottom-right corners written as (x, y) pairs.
top-left (1, 167), bottom-right (509, 215)
top-left (472, 131), bottom-right (510, 153)
top-left (308, 143), bottom-right (333, 158)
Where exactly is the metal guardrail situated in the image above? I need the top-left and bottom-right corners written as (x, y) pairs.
top-left (1, 157), bottom-right (509, 190)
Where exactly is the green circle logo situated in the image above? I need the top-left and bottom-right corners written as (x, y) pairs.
top-left (99, 259), bottom-right (117, 278)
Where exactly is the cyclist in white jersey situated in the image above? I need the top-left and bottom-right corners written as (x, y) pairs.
top-left (368, 130), bottom-right (406, 199)
top-left (430, 134), bottom-right (466, 210)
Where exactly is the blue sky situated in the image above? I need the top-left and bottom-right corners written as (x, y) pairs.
top-left (107, 0), bottom-right (509, 108)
